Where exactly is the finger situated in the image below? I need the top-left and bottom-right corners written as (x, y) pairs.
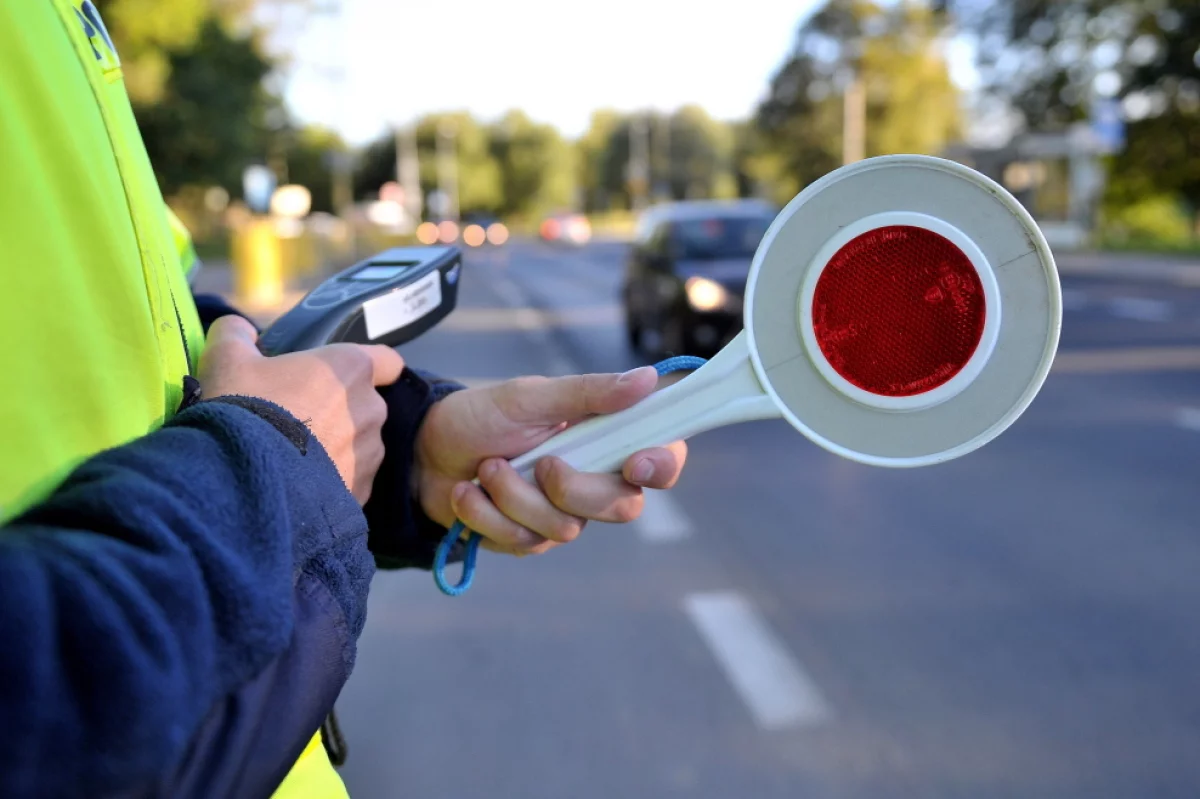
top-left (204, 314), bottom-right (261, 361)
top-left (351, 436), bottom-right (385, 505)
top-left (495, 366), bottom-right (659, 426)
top-left (450, 482), bottom-right (557, 555)
top-left (479, 537), bottom-right (554, 558)
top-left (348, 382), bottom-right (390, 437)
top-left (534, 457), bottom-right (645, 523)
top-left (622, 441), bottom-right (688, 490)
top-left (362, 344), bottom-right (406, 386)
top-left (477, 458), bottom-right (586, 544)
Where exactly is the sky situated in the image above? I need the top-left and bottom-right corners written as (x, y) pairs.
top-left (278, 0), bottom-right (980, 146)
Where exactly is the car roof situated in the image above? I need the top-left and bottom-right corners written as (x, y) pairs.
top-left (633, 199), bottom-right (777, 244)
top-left (640, 199), bottom-right (777, 223)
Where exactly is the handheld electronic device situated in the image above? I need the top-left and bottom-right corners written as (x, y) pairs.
top-left (256, 245), bottom-right (462, 355)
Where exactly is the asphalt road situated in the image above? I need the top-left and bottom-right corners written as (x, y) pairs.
top-left (329, 239), bottom-right (1200, 799)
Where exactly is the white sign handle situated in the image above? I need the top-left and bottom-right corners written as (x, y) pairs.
top-left (509, 332), bottom-right (779, 481)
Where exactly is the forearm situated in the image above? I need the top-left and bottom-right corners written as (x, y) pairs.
top-left (0, 396), bottom-right (372, 798)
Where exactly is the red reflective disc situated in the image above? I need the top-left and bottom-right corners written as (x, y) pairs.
top-left (811, 225), bottom-right (986, 397)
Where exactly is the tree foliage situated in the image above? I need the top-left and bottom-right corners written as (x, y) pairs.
top-left (488, 111), bottom-right (577, 219)
top-left (574, 106), bottom-right (738, 212)
top-left (753, 0), bottom-right (962, 203)
top-left (94, 0), bottom-right (294, 201)
top-left (969, 0), bottom-right (1200, 216)
top-left (354, 113), bottom-right (504, 216)
top-left (133, 17), bottom-right (278, 196)
top-left (281, 125), bottom-right (348, 215)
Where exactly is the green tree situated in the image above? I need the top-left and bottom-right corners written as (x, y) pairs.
top-left (576, 107), bottom-right (740, 211)
top-left (416, 112), bottom-right (502, 216)
top-left (489, 111), bottom-right (578, 219)
top-left (354, 112), bottom-right (503, 218)
top-left (665, 105), bottom-right (738, 200)
top-left (754, 0), bottom-right (961, 204)
top-left (970, 1), bottom-right (1200, 227)
top-left (577, 109), bottom-right (624, 211)
top-left (94, 0), bottom-right (304, 204)
top-left (92, 0), bottom-right (211, 103)
top-left (282, 125), bottom-right (349, 214)
top-left (132, 16), bottom-right (279, 197)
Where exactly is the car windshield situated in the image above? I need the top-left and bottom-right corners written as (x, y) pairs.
top-left (674, 215), bottom-right (773, 260)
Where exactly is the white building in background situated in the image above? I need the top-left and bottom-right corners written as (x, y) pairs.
top-left (943, 103), bottom-right (1125, 251)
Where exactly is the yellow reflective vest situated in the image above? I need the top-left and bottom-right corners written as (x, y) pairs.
top-left (0, 3), bottom-right (346, 796)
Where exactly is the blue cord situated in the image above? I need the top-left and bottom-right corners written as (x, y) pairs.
top-left (432, 355), bottom-right (709, 596)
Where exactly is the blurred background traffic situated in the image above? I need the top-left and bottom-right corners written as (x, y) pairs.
top-left (103, 0), bottom-right (1200, 796)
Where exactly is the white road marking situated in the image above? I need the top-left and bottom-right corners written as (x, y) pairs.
top-left (1054, 346), bottom-right (1200, 374)
top-left (489, 277), bottom-right (527, 309)
top-left (492, 276), bottom-right (580, 376)
top-left (682, 591), bottom-right (832, 730)
top-left (632, 490), bottom-right (693, 542)
top-left (1174, 407), bottom-right (1200, 432)
top-left (1109, 297), bottom-right (1171, 322)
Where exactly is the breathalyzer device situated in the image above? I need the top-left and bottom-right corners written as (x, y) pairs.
top-left (257, 246), bottom-right (462, 355)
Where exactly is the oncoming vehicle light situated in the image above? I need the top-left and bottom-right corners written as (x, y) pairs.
top-left (685, 276), bottom-right (727, 312)
top-left (486, 222), bottom-right (509, 245)
top-left (462, 224), bottom-right (486, 247)
top-left (415, 222), bottom-right (439, 245)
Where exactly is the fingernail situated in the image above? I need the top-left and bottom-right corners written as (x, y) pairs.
top-left (452, 483), bottom-right (470, 502)
top-left (479, 459), bottom-right (499, 480)
top-left (618, 365), bottom-right (656, 384)
top-left (631, 458), bottom-right (654, 484)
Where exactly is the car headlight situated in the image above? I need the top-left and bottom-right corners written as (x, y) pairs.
top-left (685, 276), bottom-right (727, 311)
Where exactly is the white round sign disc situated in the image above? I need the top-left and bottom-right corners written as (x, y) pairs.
top-left (745, 155), bottom-right (1062, 467)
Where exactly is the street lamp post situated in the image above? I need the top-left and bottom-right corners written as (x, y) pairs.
top-left (436, 121), bottom-right (459, 222)
top-left (395, 123), bottom-right (422, 224)
top-left (629, 112), bottom-right (651, 211)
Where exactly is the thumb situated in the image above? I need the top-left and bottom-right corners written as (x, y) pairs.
top-left (204, 314), bottom-right (262, 362)
top-left (499, 366), bottom-right (660, 425)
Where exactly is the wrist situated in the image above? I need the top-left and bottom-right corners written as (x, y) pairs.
top-left (412, 401), bottom-right (456, 529)
top-left (362, 368), bottom-right (466, 570)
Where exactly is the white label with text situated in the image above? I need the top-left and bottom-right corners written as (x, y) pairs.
top-left (362, 271), bottom-right (442, 340)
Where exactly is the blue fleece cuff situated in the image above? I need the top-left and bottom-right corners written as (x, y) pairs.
top-left (363, 367), bottom-right (467, 571)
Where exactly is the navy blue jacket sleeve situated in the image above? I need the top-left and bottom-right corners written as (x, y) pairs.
top-left (0, 394), bottom-right (373, 799)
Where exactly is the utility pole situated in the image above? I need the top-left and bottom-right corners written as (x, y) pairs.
top-left (304, 1), bottom-right (354, 216)
top-left (629, 111), bottom-right (651, 211)
top-left (655, 112), bottom-right (671, 201)
top-left (395, 123), bottom-right (422, 223)
top-left (842, 75), bottom-right (866, 165)
top-left (436, 121), bottom-right (459, 222)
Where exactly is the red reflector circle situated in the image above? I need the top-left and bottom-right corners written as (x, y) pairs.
top-left (811, 225), bottom-right (986, 397)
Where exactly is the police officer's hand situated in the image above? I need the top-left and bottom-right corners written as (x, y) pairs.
top-left (198, 315), bottom-right (406, 504)
top-left (414, 366), bottom-right (687, 555)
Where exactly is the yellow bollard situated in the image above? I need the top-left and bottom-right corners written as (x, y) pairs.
top-left (230, 217), bottom-right (284, 310)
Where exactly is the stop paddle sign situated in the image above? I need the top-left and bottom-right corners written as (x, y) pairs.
top-left (508, 154), bottom-right (1062, 473)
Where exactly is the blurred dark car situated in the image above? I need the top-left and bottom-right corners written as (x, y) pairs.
top-left (620, 199), bottom-right (776, 358)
